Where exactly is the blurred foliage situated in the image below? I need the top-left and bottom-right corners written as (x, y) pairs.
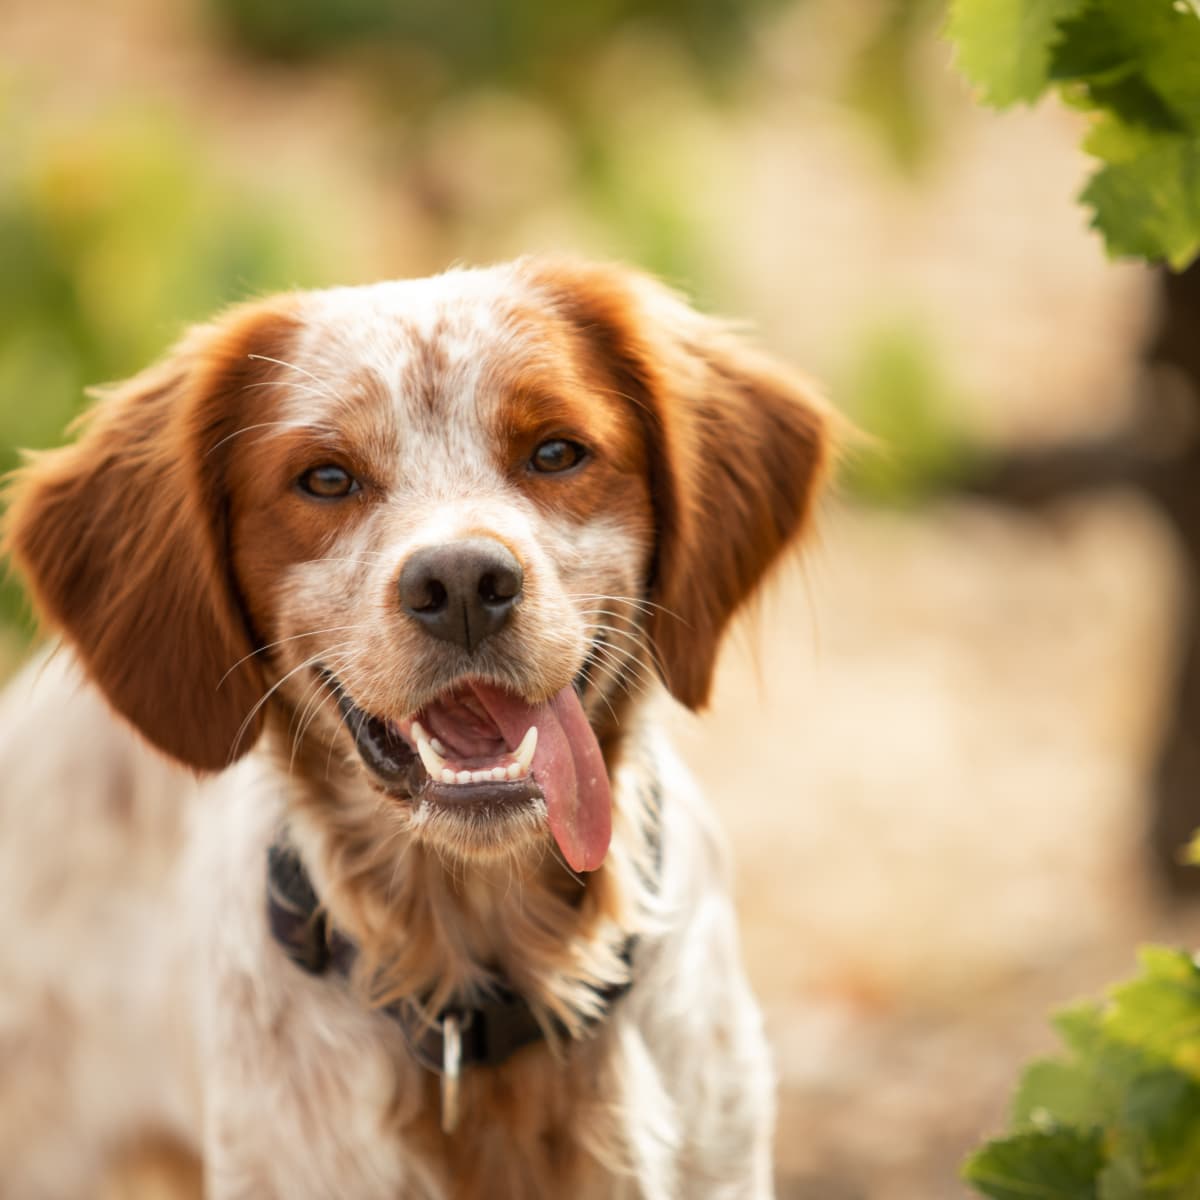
top-left (205, 0), bottom-right (797, 293)
top-left (207, 0), bottom-right (784, 90)
top-left (844, 0), bottom-right (945, 173)
top-left (948, 0), bottom-right (1200, 268)
top-left (965, 947), bottom-right (1200, 1199)
top-left (0, 101), bottom-right (331, 631)
top-left (838, 318), bottom-right (978, 506)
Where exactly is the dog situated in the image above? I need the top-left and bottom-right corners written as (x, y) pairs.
top-left (0, 258), bottom-right (829, 1199)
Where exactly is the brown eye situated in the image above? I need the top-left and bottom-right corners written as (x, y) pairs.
top-left (298, 464), bottom-right (359, 499)
top-left (530, 439), bottom-right (586, 474)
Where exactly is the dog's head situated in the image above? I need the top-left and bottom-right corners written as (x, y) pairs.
top-left (7, 260), bottom-right (829, 871)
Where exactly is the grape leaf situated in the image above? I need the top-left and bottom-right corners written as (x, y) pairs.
top-left (947, 0), bottom-right (1088, 105)
top-left (1054, 0), bottom-right (1200, 132)
top-left (949, 0), bottom-right (1200, 267)
top-left (1015, 1060), bottom-right (1107, 1130)
top-left (963, 1128), bottom-right (1105, 1200)
top-left (1103, 948), bottom-right (1200, 1073)
top-left (1098, 1069), bottom-right (1200, 1199)
top-left (1014, 1039), bottom-right (1159, 1133)
top-left (965, 951), bottom-right (1200, 1200)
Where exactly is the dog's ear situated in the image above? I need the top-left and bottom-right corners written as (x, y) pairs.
top-left (527, 260), bottom-right (832, 710)
top-left (5, 299), bottom-right (301, 770)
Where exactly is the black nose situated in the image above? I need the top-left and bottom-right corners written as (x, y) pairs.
top-left (398, 538), bottom-right (524, 652)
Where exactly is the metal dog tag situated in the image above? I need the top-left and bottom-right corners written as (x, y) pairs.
top-left (440, 1013), bottom-right (462, 1134)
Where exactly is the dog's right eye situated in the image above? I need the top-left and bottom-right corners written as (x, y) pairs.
top-left (298, 465), bottom-right (360, 499)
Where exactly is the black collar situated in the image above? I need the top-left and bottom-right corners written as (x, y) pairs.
top-left (265, 789), bottom-right (659, 1075)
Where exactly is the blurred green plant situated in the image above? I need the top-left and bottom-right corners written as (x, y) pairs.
top-left (837, 318), bottom-right (977, 506)
top-left (205, 0), bottom-right (794, 295)
top-left (844, 0), bottom-right (945, 174)
top-left (948, 0), bottom-right (1200, 268)
top-left (207, 0), bottom-right (783, 88)
top-left (0, 103), bottom-right (331, 631)
top-left (964, 947), bottom-right (1200, 1199)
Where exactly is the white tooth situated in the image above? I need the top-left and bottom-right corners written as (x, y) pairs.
top-left (491, 766), bottom-right (506, 782)
top-left (506, 762), bottom-right (522, 780)
top-left (431, 737), bottom-right (447, 755)
top-left (456, 770), bottom-right (472, 784)
top-left (441, 768), bottom-right (456, 784)
top-left (513, 726), bottom-right (537, 775)
top-left (469, 770), bottom-right (485, 783)
top-left (412, 721), bottom-right (447, 778)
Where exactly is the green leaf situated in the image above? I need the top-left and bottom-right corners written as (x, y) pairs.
top-left (1099, 1069), bottom-right (1200, 1198)
top-left (966, 951), bottom-right (1200, 1200)
top-left (1013, 1029), bottom-right (1162, 1134)
top-left (1097, 1155), bottom-right (1144, 1200)
top-left (1015, 1060), bottom-right (1106, 1130)
top-left (1049, 5), bottom-right (1136, 87)
top-left (1053, 0), bottom-right (1200, 133)
top-left (964, 1128), bottom-right (1105, 1199)
top-left (1052, 1002), bottom-right (1107, 1056)
top-left (1103, 948), bottom-right (1200, 1072)
top-left (948, 0), bottom-right (1200, 266)
top-left (947, 0), bottom-right (1088, 105)
top-left (1082, 130), bottom-right (1200, 269)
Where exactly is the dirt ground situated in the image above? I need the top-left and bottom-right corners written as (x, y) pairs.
top-left (682, 494), bottom-right (1195, 1198)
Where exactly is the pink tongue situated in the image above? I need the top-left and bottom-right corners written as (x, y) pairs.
top-left (468, 682), bottom-right (612, 872)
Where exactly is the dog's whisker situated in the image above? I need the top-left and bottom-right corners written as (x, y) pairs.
top-left (246, 353), bottom-right (341, 398)
top-left (288, 648), bottom-right (358, 773)
top-left (229, 649), bottom-right (332, 762)
top-left (584, 654), bottom-right (645, 710)
top-left (584, 621), bottom-right (666, 684)
top-left (567, 591), bottom-right (678, 618)
top-left (241, 379), bottom-right (334, 403)
top-left (589, 620), bottom-right (670, 682)
top-left (219, 625), bottom-right (370, 687)
top-left (585, 639), bottom-right (659, 707)
top-left (205, 419), bottom-right (312, 456)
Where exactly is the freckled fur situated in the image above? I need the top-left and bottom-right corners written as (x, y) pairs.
top-left (0, 259), bottom-right (829, 1199)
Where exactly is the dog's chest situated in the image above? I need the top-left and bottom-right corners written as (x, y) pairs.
top-left (401, 1040), bottom-right (626, 1200)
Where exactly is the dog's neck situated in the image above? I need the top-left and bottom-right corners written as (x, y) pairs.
top-left (267, 715), bottom-right (658, 1036)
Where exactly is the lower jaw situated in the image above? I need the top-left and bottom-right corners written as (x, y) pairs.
top-left (345, 747), bottom-right (553, 853)
top-left (419, 774), bottom-right (542, 811)
top-left (401, 782), bottom-right (553, 863)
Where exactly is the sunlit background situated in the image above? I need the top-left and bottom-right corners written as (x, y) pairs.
top-left (4, 1), bottom-right (1196, 1196)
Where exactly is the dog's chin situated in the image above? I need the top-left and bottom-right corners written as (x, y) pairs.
top-left (322, 668), bottom-right (570, 864)
top-left (361, 762), bottom-right (555, 864)
top-left (401, 785), bottom-right (555, 864)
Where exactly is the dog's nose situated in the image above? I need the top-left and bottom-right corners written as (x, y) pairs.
top-left (398, 538), bottom-right (524, 651)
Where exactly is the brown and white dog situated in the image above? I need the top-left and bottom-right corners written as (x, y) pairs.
top-left (0, 259), bottom-right (829, 1199)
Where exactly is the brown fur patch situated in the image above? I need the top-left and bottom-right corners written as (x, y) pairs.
top-left (4, 300), bottom-right (304, 770)
top-left (523, 258), bottom-right (833, 709)
top-left (101, 1135), bottom-right (204, 1200)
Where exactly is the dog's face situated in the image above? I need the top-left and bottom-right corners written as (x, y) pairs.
top-left (7, 260), bottom-right (828, 872)
top-left (229, 271), bottom-right (658, 870)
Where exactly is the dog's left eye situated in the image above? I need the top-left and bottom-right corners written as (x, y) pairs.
top-left (530, 439), bottom-right (587, 474)
top-left (298, 465), bottom-right (360, 499)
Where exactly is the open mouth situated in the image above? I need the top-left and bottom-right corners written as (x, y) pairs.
top-left (321, 669), bottom-right (613, 872)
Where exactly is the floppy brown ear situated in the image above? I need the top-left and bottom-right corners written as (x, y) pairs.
top-left (527, 260), bottom-right (832, 710)
top-left (5, 299), bottom-right (300, 770)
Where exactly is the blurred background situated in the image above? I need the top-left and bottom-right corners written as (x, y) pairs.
top-left (2, 0), bottom-right (1197, 1195)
